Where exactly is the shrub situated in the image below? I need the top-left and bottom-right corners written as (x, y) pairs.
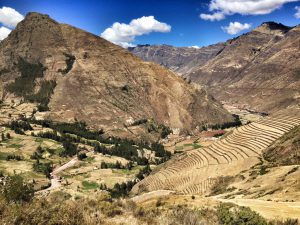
top-left (58, 53), bottom-right (76, 74)
top-left (61, 141), bottom-right (77, 157)
top-left (0, 174), bottom-right (34, 203)
top-left (6, 154), bottom-right (23, 161)
top-left (287, 167), bottom-right (298, 175)
top-left (33, 160), bottom-right (53, 178)
top-left (210, 176), bottom-right (235, 196)
top-left (217, 203), bottom-right (268, 225)
top-left (259, 165), bottom-right (269, 175)
top-left (77, 152), bottom-right (87, 160)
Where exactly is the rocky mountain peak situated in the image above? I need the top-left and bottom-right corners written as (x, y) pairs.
top-left (254, 21), bottom-right (291, 35)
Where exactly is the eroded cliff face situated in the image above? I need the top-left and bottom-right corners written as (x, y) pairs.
top-left (0, 12), bottom-right (233, 139)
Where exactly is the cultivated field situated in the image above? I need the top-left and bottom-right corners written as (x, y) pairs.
top-left (132, 111), bottom-right (300, 195)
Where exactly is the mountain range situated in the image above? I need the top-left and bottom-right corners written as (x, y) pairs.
top-left (129, 22), bottom-right (300, 113)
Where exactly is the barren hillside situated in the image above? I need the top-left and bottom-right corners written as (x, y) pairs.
top-left (131, 22), bottom-right (300, 113)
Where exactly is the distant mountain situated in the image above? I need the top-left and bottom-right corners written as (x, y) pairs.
top-left (0, 12), bottom-right (233, 140)
top-left (128, 43), bottom-right (226, 75)
top-left (130, 22), bottom-right (300, 113)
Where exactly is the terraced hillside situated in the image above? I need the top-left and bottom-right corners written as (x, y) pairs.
top-left (132, 111), bottom-right (300, 195)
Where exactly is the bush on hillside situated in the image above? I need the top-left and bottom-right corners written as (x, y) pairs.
top-left (0, 174), bottom-right (34, 203)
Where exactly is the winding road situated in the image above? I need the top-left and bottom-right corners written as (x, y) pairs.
top-left (36, 157), bottom-right (78, 194)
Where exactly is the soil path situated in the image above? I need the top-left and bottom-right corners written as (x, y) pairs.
top-left (37, 157), bottom-right (78, 194)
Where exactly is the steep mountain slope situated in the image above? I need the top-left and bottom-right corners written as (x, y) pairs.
top-left (187, 22), bottom-right (300, 112)
top-left (130, 22), bottom-right (300, 113)
top-left (263, 125), bottom-right (300, 165)
top-left (128, 43), bottom-right (225, 75)
top-left (0, 12), bottom-right (233, 139)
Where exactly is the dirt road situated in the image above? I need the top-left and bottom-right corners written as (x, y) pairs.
top-left (37, 157), bottom-right (78, 193)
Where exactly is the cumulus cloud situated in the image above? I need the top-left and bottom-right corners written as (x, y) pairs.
top-left (200, 0), bottom-right (299, 21)
top-left (222, 22), bottom-right (251, 35)
top-left (0, 26), bottom-right (11, 40)
top-left (101, 16), bottom-right (171, 48)
top-left (295, 6), bottom-right (300, 18)
top-left (200, 12), bottom-right (225, 21)
top-left (0, 6), bottom-right (24, 27)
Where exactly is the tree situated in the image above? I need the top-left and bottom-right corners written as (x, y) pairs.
top-left (77, 152), bottom-right (87, 160)
top-left (1, 133), bottom-right (5, 141)
top-left (6, 133), bottom-right (11, 139)
top-left (0, 174), bottom-right (34, 203)
top-left (115, 161), bottom-right (122, 169)
top-left (61, 140), bottom-right (77, 157)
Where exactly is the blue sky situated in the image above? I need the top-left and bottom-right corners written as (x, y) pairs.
top-left (0, 0), bottom-right (300, 47)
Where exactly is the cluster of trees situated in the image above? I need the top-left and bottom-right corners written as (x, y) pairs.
top-left (147, 122), bottom-right (172, 139)
top-left (6, 154), bottom-right (23, 161)
top-left (30, 146), bottom-right (44, 160)
top-left (1, 133), bottom-right (11, 141)
top-left (33, 131), bottom-right (78, 157)
top-left (32, 160), bottom-right (53, 178)
top-left (0, 174), bottom-right (34, 203)
top-left (61, 141), bottom-right (77, 157)
top-left (94, 142), bottom-right (167, 165)
top-left (100, 161), bottom-right (134, 170)
top-left (109, 180), bottom-right (135, 198)
top-left (203, 114), bottom-right (242, 131)
top-left (8, 120), bottom-right (32, 135)
top-left (30, 119), bottom-right (170, 160)
top-left (151, 142), bottom-right (171, 158)
top-left (29, 119), bottom-right (170, 164)
top-left (31, 119), bottom-right (104, 143)
top-left (107, 165), bottom-right (152, 198)
top-left (136, 165), bottom-right (151, 180)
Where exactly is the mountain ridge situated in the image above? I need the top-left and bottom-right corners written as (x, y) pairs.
top-left (129, 21), bottom-right (300, 113)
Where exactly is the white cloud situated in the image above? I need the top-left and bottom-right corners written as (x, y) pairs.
top-left (295, 6), bottom-right (300, 18)
top-left (101, 16), bottom-right (171, 48)
top-left (0, 6), bottom-right (24, 28)
top-left (222, 22), bottom-right (251, 35)
top-left (189, 45), bottom-right (200, 49)
top-left (0, 26), bottom-right (11, 40)
top-left (200, 0), bottom-right (299, 21)
top-left (200, 12), bottom-right (225, 21)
